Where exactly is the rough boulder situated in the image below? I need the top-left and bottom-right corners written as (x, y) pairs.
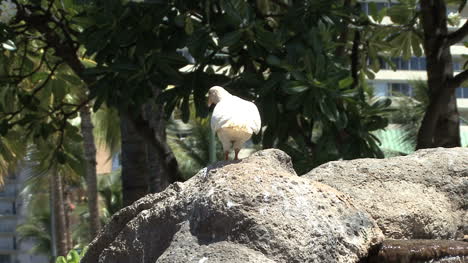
top-left (81, 149), bottom-right (383, 263)
top-left (305, 147), bottom-right (468, 240)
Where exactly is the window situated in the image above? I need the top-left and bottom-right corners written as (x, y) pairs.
top-left (373, 83), bottom-right (389, 96)
top-left (0, 220), bottom-right (15, 233)
top-left (0, 185), bottom-right (16, 198)
top-left (456, 87), bottom-right (468, 98)
top-left (400, 59), bottom-right (409, 70)
top-left (361, 2), bottom-right (368, 14)
top-left (410, 57), bottom-right (420, 70)
top-left (0, 237), bottom-right (14, 250)
top-left (453, 61), bottom-right (462, 71)
top-left (0, 201), bottom-right (14, 215)
top-left (419, 57), bottom-right (426, 69)
top-left (389, 83), bottom-right (412, 97)
top-left (378, 57), bottom-right (426, 71)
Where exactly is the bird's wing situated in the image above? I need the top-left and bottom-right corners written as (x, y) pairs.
top-left (211, 96), bottom-right (261, 134)
top-left (244, 100), bottom-right (261, 134)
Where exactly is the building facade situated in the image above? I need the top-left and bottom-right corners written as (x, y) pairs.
top-left (0, 171), bottom-right (48, 263)
top-left (362, 0), bottom-right (468, 148)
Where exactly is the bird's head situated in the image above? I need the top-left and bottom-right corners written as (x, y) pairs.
top-left (207, 86), bottom-right (231, 106)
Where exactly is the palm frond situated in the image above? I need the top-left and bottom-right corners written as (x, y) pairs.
top-left (0, 130), bottom-right (27, 185)
top-left (387, 80), bottom-right (429, 151)
top-left (92, 105), bottom-right (121, 159)
top-left (16, 191), bottom-right (52, 258)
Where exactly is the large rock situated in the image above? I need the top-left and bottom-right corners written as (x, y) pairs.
top-left (81, 149), bottom-right (383, 263)
top-left (304, 147), bottom-right (468, 240)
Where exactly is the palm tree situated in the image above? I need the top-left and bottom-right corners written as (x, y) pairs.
top-left (167, 105), bottom-right (224, 179)
top-left (79, 104), bottom-right (100, 238)
top-left (23, 130), bottom-right (84, 257)
top-left (72, 169), bottom-right (123, 246)
top-left (17, 168), bottom-right (123, 258)
top-left (49, 166), bottom-right (68, 256)
top-left (389, 80), bottom-right (429, 150)
top-left (16, 189), bottom-right (53, 260)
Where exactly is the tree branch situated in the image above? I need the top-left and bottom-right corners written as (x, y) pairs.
top-left (446, 19), bottom-right (468, 46)
top-left (32, 62), bottom-right (62, 96)
top-left (449, 69), bottom-right (468, 89)
top-left (17, 8), bottom-right (87, 82)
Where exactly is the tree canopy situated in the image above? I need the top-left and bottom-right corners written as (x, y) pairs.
top-left (0, 0), bottom-right (404, 174)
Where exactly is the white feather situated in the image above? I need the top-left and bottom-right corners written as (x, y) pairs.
top-left (211, 95), bottom-right (261, 134)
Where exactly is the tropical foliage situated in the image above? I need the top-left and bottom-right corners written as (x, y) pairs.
top-left (0, 0), bottom-right (467, 260)
top-left (17, 169), bottom-right (122, 259)
top-left (55, 248), bottom-right (87, 263)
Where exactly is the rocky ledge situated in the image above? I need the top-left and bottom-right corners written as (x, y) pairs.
top-left (305, 147), bottom-right (467, 240)
top-left (81, 149), bottom-right (383, 263)
top-left (81, 148), bottom-right (468, 263)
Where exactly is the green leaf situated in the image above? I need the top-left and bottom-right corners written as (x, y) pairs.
top-left (366, 116), bottom-right (388, 131)
top-left (181, 96), bottom-right (190, 123)
top-left (185, 16), bottom-right (194, 35)
top-left (387, 5), bottom-right (412, 24)
top-left (0, 120), bottom-right (9, 136)
top-left (83, 67), bottom-right (111, 75)
top-left (55, 256), bottom-right (67, 263)
top-left (31, 72), bottom-right (50, 83)
top-left (283, 85), bottom-right (309, 95)
top-left (174, 15), bottom-right (185, 27)
top-left (411, 33), bottom-right (422, 57)
top-left (219, 31), bottom-right (242, 47)
top-left (364, 69), bottom-right (375, 80)
top-left (39, 123), bottom-right (54, 139)
top-left (338, 76), bottom-right (354, 89)
top-left (67, 249), bottom-right (81, 263)
top-left (319, 99), bottom-right (338, 122)
top-left (335, 110), bottom-right (348, 129)
top-left (59, 73), bottom-right (83, 86)
top-left (286, 94), bottom-right (302, 110)
top-left (2, 40), bottom-right (16, 50)
top-left (255, 25), bottom-right (278, 50)
top-left (368, 2), bottom-right (378, 20)
top-left (371, 98), bottom-right (392, 109)
top-left (51, 78), bottom-right (68, 103)
top-left (303, 91), bottom-right (316, 118)
top-left (110, 63), bottom-right (138, 72)
top-left (266, 54), bottom-right (281, 66)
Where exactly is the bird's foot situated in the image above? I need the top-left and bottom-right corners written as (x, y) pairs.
top-left (234, 149), bottom-right (240, 160)
top-left (224, 151), bottom-right (229, 160)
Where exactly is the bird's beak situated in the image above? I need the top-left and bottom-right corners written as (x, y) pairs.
top-left (207, 95), bottom-right (213, 107)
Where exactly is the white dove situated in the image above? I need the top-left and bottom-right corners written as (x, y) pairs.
top-left (208, 86), bottom-right (261, 160)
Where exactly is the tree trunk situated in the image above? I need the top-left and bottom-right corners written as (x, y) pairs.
top-left (49, 170), bottom-right (68, 257)
top-left (416, 0), bottom-right (461, 149)
top-left (63, 188), bottom-right (73, 251)
top-left (143, 101), bottom-right (171, 193)
top-left (120, 110), bottom-right (150, 206)
top-left (80, 105), bottom-right (101, 239)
